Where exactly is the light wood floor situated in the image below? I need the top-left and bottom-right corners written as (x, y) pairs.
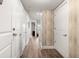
top-left (21, 37), bottom-right (63, 58)
top-left (21, 49), bottom-right (63, 58)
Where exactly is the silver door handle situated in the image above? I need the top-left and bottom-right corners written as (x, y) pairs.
top-left (63, 34), bottom-right (67, 37)
top-left (13, 33), bottom-right (17, 36)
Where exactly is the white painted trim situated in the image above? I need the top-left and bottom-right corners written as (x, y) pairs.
top-left (41, 46), bottom-right (54, 49)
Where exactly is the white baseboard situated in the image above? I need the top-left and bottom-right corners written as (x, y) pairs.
top-left (41, 46), bottom-right (54, 49)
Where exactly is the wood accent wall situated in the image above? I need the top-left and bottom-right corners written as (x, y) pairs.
top-left (69, 0), bottom-right (79, 57)
top-left (69, 0), bottom-right (77, 57)
top-left (76, 0), bottom-right (79, 57)
top-left (42, 10), bottom-right (54, 46)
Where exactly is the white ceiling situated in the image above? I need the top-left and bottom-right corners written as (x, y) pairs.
top-left (21, 0), bottom-right (64, 11)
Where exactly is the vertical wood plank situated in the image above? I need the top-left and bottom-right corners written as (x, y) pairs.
top-left (76, 0), bottom-right (79, 57)
top-left (69, 0), bottom-right (77, 57)
top-left (42, 10), bottom-right (54, 46)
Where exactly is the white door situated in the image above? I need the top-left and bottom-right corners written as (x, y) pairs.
top-left (11, 0), bottom-right (30, 57)
top-left (11, 0), bottom-right (23, 57)
top-left (0, 0), bottom-right (12, 58)
top-left (0, 0), bottom-right (26, 58)
top-left (20, 15), bottom-right (27, 54)
top-left (54, 1), bottom-right (69, 57)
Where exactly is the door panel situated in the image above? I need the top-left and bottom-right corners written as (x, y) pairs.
top-left (12, 36), bottom-right (20, 58)
top-left (0, 0), bottom-right (12, 58)
top-left (21, 32), bottom-right (26, 52)
top-left (0, 33), bottom-right (12, 50)
top-left (20, 15), bottom-right (27, 53)
top-left (54, 1), bottom-right (69, 57)
top-left (12, 39), bottom-right (16, 58)
top-left (0, 0), bottom-right (12, 32)
top-left (0, 45), bottom-right (11, 58)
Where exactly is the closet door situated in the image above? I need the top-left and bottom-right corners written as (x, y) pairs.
top-left (54, 1), bottom-right (69, 57)
top-left (11, 0), bottom-right (23, 57)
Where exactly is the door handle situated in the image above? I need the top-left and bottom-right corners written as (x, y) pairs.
top-left (13, 33), bottom-right (17, 36)
top-left (63, 34), bottom-right (67, 37)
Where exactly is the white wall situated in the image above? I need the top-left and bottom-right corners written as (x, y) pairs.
top-left (54, 0), bottom-right (69, 57)
top-left (20, 10), bottom-right (30, 53)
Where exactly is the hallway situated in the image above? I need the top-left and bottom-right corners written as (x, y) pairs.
top-left (0, 0), bottom-right (79, 58)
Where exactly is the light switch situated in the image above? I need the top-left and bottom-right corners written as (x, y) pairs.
top-left (0, 0), bottom-right (3, 5)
